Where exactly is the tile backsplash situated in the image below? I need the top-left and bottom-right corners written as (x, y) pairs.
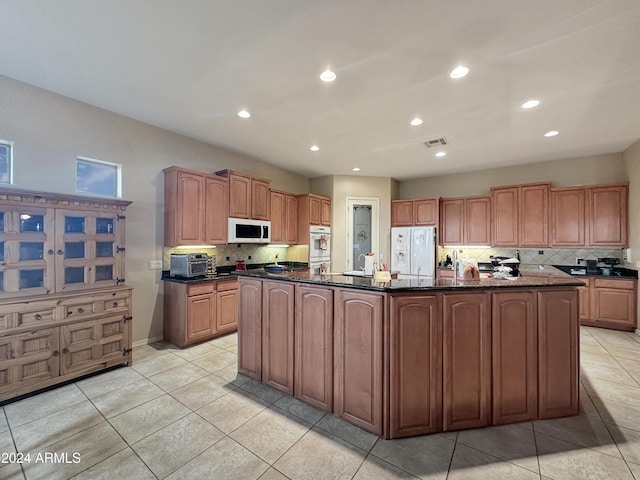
top-left (440, 246), bottom-right (626, 266)
top-left (163, 244), bottom-right (308, 269)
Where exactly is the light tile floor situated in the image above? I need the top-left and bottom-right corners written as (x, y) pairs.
top-left (1, 326), bottom-right (640, 479)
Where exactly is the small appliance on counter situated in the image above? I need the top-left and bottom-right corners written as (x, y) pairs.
top-left (170, 252), bottom-right (209, 277)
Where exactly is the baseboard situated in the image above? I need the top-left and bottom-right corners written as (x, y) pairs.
top-left (133, 335), bottom-right (164, 348)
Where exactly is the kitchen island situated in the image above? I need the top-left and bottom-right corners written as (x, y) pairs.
top-left (235, 266), bottom-right (584, 439)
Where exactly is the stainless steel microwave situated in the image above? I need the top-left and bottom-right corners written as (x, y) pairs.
top-left (170, 252), bottom-right (209, 277)
top-left (228, 218), bottom-right (271, 243)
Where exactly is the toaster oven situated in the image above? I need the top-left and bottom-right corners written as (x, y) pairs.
top-left (170, 253), bottom-right (209, 278)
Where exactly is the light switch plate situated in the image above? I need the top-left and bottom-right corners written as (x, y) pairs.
top-left (149, 260), bottom-right (163, 270)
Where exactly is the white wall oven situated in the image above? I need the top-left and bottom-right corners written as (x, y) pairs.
top-left (310, 260), bottom-right (330, 276)
top-left (309, 226), bottom-right (331, 261)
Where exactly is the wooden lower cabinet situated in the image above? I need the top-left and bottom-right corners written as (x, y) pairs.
top-left (492, 292), bottom-right (538, 424)
top-left (538, 289), bottom-right (579, 419)
top-left (581, 278), bottom-right (637, 331)
top-left (389, 294), bottom-right (442, 438)
top-left (164, 279), bottom-right (238, 348)
top-left (334, 290), bottom-right (384, 436)
top-left (261, 281), bottom-right (295, 395)
top-left (443, 292), bottom-right (491, 431)
top-left (237, 278), bottom-right (263, 380)
top-left (294, 285), bottom-right (333, 412)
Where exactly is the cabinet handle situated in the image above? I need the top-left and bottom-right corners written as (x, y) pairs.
top-left (77, 307), bottom-right (84, 313)
top-left (53, 350), bottom-right (59, 357)
top-left (62, 348), bottom-right (69, 354)
top-left (35, 314), bottom-right (41, 320)
top-left (113, 302), bottom-right (119, 307)
top-left (57, 249), bottom-right (64, 255)
top-left (47, 249), bottom-right (54, 255)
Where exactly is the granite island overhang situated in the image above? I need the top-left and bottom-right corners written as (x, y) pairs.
top-left (234, 266), bottom-right (583, 439)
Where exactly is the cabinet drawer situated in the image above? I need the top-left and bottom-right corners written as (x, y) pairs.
top-left (594, 278), bottom-right (635, 290)
top-left (188, 283), bottom-right (215, 296)
top-left (217, 279), bottom-right (238, 292)
top-left (0, 298), bottom-right (61, 332)
top-left (65, 302), bottom-right (95, 319)
top-left (101, 292), bottom-right (131, 313)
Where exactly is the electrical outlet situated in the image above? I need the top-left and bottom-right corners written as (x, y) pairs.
top-left (149, 260), bottom-right (162, 270)
top-left (538, 250), bottom-right (544, 255)
top-left (379, 253), bottom-right (384, 261)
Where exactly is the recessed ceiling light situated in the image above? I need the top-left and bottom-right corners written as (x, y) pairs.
top-left (544, 130), bottom-right (559, 137)
top-left (320, 69), bottom-right (336, 82)
top-left (410, 118), bottom-right (423, 126)
top-left (237, 110), bottom-right (251, 118)
top-left (521, 100), bottom-right (540, 109)
top-left (449, 65), bottom-right (469, 79)
top-left (435, 151), bottom-right (447, 157)
top-left (352, 167), bottom-right (361, 172)
top-left (309, 145), bottom-right (320, 152)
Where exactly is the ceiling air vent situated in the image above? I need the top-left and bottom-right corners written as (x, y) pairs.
top-left (423, 137), bottom-right (448, 148)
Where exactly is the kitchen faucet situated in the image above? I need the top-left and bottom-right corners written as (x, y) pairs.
top-left (358, 253), bottom-right (366, 271)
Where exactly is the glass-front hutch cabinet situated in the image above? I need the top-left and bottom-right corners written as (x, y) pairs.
top-left (0, 187), bottom-right (132, 402)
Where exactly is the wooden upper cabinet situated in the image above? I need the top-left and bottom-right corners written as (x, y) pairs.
top-left (216, 169), bottom-right (271, 220)
top-left (391, 201), bottom-right (413, 227)
top-left (440, 196), bottom-right (490, 245)
top-left (551, 187), bottom-right (585, 247)
top-left (440, 199), bottom-right (464, 245)
top-left (519, 183), bottom-right (549, 246)
top-left (320, 198), bottom-right (331, 226)
top-left (492, 183), bottom-right (549, 247)
top-left (204, 176), bottom-right (228, 245)
top-left (164, 166), bottom-right (228, 246)
top-left (391, 198), bottom-right (439, 227)
top-left (270, 191), bottom-right (286, 244)
top-left (465, 196), bottom-right (491, 245)
top-left (271, 190), bottom-right (299, 244)
top-left (588, 184), bottom-right (628, 247)
top-left (414, 198), bottom-right (438, 226)
top-left (491, 187), bottom-right (519, 246)
top-left (309, 195), bottom-right (321, 225)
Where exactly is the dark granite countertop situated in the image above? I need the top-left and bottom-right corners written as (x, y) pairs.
top-left (233, 265), bottom-right (585, 292)
top-left (161, 261), bottom-right (309, 284)
top-left (552, 264), bottom-right (638, 279)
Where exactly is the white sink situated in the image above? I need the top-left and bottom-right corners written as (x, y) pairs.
top-left (342, 270), bottom-right (371, 277)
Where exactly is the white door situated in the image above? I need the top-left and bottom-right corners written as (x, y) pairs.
top-left (345, 197), bottom-right (379, 271)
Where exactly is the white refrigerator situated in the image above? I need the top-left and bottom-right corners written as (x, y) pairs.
top-left (391, 226), bottom-right (437, 278)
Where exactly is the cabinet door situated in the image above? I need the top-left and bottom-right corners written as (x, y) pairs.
top-left (186, 293), bottom-right (216, 343)
top-left (440, 199), bottom-right (464, 245)
top-left (520, 184), bottom-right (549, 246)
top-left (320, 198), bottom-right (331, 226)
top-left (334, 290), bottom-right (384, 435)
top-left (389, 295), bottom-right (442, 438)
top-left (270, 191), bottom-right (285, 243)
top-left (205, 176), bottom-right (228, 245)
top-left (309, 196), bottom-right (321, 225)
top-left (538, 290), bottom-right (579, 419)
top-left (251, 178), bottom-right (271, 221)
top-left (285, 194), bottom-right (299, 244)
top-left (61, 315), bottom-right (128, 375)
top-left (175, 171), bottom-right (206, 244)
top-left (465, 197), bottom-right (491, 245)
top-left (0, 328), bottom-right (59, 397)
top-left (295, 285), bottom-right (333, 412)
top-left (443, 293), bottom-right (491, 431)
top-left (492, 187), bottom-right (518, 246)
top-left (54, 210), bottom-right (124, 293)
top-left (551, 188), bottom-right (585, 246)
top-left (578, 278), bottom-right (591, 322)
top-left (391, 201), bottom-right (413, 227)
top-left (492, 292), bottom-right (537, 424)
top-left (229, 173), bottom-right (251, 219)
top-left (0, 206), bottom-right (55, 298)
top-left (237, 278), bottom-right (262, 380)
top-left (589, 185), bottom-right (627, 246)
top-left (592, 279), bottom-right (636, 328)
top-left (262, 281), bottom-right (294, 395)
top-left (414, 198), bottom-right (438, 226)
top-left (216, 286), bottom-right (238, 333)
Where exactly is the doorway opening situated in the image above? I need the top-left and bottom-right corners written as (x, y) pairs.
top-left (346, 197), bottom-right (379, 271)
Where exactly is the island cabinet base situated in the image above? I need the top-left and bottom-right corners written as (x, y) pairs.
top-left (237, 276), bottom-right (580, 439)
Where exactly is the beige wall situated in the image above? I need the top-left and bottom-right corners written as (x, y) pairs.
top-left (0, 75), bottom-right (309, 343)
top-left (623, 140), bottom-right (640, 332)
top-left (399, 153), bottom-right (627, 199)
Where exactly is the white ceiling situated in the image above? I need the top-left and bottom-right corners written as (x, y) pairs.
top-left (1, 1), bottom-right (639, 181)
